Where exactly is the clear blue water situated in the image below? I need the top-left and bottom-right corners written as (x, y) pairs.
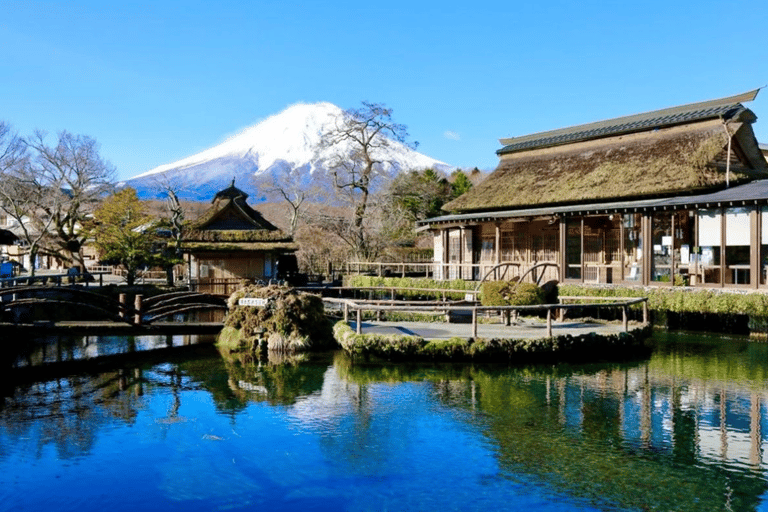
top-left (3, 331), bottom-right (768, 511)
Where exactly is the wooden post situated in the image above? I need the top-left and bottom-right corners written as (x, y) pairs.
top-left (643, 300), bottom-right (649, 325)
top-left (472, 307), bottom-right (478, 338)
top-left (119, 293), bottom-right (127, 318)
top-left (344, 302), bottom-right (349, 323)
top-left (546, 308), bottom-right (553, 337)
top-left (356, 308), bottom-right (362, 335)
top-left (134, 294), bottom-right (143, 326)
top-left (622, 305), bottom-right (628, 332)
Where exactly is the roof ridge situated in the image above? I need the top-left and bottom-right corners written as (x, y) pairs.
top-left (498, 89), bottom-right (760, 154)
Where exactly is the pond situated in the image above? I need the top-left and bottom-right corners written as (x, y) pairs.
top-left (2, 330), bottom-right (768, 511)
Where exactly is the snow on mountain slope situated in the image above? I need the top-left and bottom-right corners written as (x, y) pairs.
top-left (122, 102), bottom-right (452, 201)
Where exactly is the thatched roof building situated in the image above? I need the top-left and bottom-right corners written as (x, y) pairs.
top-left (422, 91), bottom-right (768, 290)
top-left (182, 181), bottom-right (295, 253)
top-left (444, 90), bottom-right (768, 213)
top-left (182, 181), bottom-right (296, 291)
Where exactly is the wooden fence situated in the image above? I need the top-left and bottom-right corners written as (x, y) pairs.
top-left (322, 296), bottom-right (649, 339)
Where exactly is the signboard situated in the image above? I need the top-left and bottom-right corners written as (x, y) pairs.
top-left (238, 297), bottom-right (269, 307)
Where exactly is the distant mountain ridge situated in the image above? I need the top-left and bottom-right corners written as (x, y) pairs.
top-left (121, 102), bottom-right (453, 201)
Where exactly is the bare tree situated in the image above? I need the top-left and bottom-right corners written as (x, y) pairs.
top-left (25, 131), bottom-right (115, 270)
top-left (0, 123), bottom-right (55, 275)
top-left (318, 101), bottom-right (414, 260)
top-left (154, 177), bottom-right (188, 286)
top-left (257, 166), bottom-right (319, 237)
top-left (0, 122), bottom-right (27, 174)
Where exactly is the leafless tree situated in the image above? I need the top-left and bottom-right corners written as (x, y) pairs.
top-left (257, 166), bottom-right (319, 237)
top-left (25, 130), bottom-right (115, 270)
top-left (0, 123), bottom-right (55, 275)
top-left (156, 178), bottom-right (187, 285)
top-left (318, 101), bottom-right (414, 260)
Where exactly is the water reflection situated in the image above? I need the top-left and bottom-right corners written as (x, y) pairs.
top-left (2, 332), bottom-right (768, 511)
top-left (9, 333), bottom-right (216, 368)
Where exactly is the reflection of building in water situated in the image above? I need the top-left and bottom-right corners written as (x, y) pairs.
top-left (552, 366), bottom-right (768, 473)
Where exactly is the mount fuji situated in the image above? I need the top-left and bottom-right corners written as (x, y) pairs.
top-left (121, 102), bottom-right (453, 201)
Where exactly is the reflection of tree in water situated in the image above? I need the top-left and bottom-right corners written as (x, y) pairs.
top-left (212, 347), bottom-right (328, 410)
top-left (0, 370), bottom-right (143, 461)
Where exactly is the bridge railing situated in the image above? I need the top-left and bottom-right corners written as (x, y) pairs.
top-left (0, 271), bottom-right (112, 288)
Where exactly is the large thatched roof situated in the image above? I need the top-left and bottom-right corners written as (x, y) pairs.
top-left (445, 91), bottom-right (768, 214)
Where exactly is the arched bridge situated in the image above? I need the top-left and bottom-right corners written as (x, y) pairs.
top-left (0, 286), bottom-right (228, 326)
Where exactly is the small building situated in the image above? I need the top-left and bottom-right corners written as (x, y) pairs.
top-left (181, 181), bottom-right (296, 292)
top-left (422, 90), bottom-right (768, 289)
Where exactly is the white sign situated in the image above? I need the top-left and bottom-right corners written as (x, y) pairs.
top-left (239, 297), bottom-right (268, 307)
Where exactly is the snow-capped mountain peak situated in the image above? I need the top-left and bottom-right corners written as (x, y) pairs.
top-left (123, 102), bottom-right (451, 201)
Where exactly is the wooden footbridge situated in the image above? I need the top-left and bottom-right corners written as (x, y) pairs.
top-left (0, 286), bottom-right (228, 327)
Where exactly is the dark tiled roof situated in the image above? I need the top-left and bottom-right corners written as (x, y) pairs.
top-left (498, 90), bottom-right (760, 155)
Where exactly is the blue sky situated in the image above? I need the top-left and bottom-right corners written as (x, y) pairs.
top-left (2, 0), bottom-right (767, 182)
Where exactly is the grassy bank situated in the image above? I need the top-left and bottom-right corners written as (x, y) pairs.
top-left (333, 321), bottom-right (652, 363)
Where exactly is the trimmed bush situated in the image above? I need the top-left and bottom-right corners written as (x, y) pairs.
top-left (481, 281), bottom-right (545, 307)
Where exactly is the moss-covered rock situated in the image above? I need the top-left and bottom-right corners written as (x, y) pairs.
top-left (218, 284), bottom-right (335, 354)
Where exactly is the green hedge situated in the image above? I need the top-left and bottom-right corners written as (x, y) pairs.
top-left (559, 284), bottom-right (768, 316)
top-left (333, 321), bottom-right (651, 363)
top-left (344, 275), bottom-right (476, 300)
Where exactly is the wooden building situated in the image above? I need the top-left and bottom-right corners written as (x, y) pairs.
top-left (182, 181), bottom-right (296, 291)
top-left (423, 90), bottom-right (768, 289)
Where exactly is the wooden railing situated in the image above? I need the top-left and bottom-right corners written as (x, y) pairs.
top-left (0, 271), bottom-right (112, 288)
top-left (346, 261), bottom-right (559, 283)
top-left (322, 296), bottom-right (649, 338)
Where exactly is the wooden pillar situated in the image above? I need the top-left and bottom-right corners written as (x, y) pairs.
top-left (643, 300), bottom-right (649, 325)
top-left (356, 308), bottom-right (362, 335)
top-left (720, 207), bottom-right (726, 288)
top-left (119, 293), bottom-right (127, 318)
top-left (471, 308), bottom-right (477, 338)
top-left (622, 305), bottom-right (628, 332)
top-left (580, 218), bottom-right (585, 283)
top-left (619, 214), bottom-right (625, 282)
top-left (343, 302), bottom-right (349, 323)
top-left (642, 213), bottom-right (652, 285)
top-left (546, 308), bottom-right (553, 337)
top-left (559, 217), bottom-right (566, 282)
top-left (134, 294), bottom-right (143, 326)
top-left (670, 212), bottom-right (676, 285)
top-left (751, 208), bottom-right (759, 289)
top-left (495, 223), bottom-right (501, 281)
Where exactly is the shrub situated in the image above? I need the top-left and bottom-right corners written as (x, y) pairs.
top-left (480, 281), bottom-right (545, 307)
